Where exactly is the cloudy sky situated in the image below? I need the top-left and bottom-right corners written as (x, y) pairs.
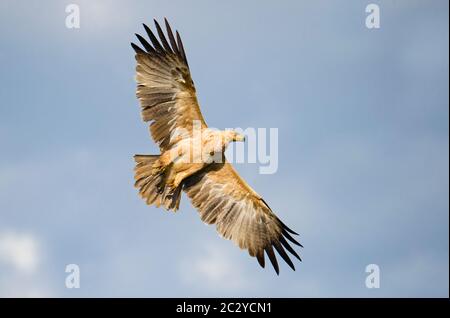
top-left (0, 0), bottom-right (448, 297)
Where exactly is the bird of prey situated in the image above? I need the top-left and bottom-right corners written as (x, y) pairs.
top-left (131, 19), bottom-right (302, 274)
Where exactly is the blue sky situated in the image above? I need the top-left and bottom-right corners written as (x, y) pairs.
top-left (0, 0), bottom-right (448, 297)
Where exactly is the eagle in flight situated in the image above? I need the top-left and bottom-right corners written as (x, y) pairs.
top-left (131, 19), bottom-right (302, 274)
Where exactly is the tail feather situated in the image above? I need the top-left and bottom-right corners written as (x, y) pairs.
top-left (134, 154), bottom-right (182, 211)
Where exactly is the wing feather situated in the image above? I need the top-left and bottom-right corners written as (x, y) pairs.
top-left (183, 162), bottom-right (302, 274)
top-left (164, 18), bottom-right (180, 56)
top-left (132, 19), bottom-right (207, 151)
top-left (154, 19), bottom-right (173, 53)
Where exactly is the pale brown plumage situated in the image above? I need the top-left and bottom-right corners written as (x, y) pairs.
top-left (131, 19), bottom-right (302, 274)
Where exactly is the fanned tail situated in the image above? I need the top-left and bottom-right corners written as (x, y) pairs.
top-left (134, 154), bottom-right (182, 211)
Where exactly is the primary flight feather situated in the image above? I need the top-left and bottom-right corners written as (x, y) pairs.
top-left (131, 19), bottom-right (302, 274)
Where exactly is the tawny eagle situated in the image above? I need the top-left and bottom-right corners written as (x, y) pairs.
top-left (131, 19), bottom-right (302, 274)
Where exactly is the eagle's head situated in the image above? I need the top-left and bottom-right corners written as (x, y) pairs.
top-left (221, 130), bottom-right (246, 144)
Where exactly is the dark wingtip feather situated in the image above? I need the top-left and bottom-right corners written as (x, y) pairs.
top-left (164, 18), bottom-right (179, 55)
top-left (135, 33), bottom-right (155, 53)
top-left (265, 246), bottom-right (280, 275)
top-left (143, 23), bottom-right (164, 52)
top-left (280, 236), bottom-right (302, 261)
top-left (278, 218), bottom-right (299, 235)
top-left (256, 251), bottom-right (265, 269)
top-left (273, 243), bottom-right (295, 271)
top-left (154, 19), bottom-right (173, 53)
top-left (141, 23), bottom-right (151, 38)
top-left (283, 229), bottom-right (303, 247)
top-left (131, 42), bottom-right (145, 54)
top-left (175, 30), bottom-right (189, 67)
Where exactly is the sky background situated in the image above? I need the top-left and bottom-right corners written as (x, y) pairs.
top-left (0, 0), bottom-right (448, 297)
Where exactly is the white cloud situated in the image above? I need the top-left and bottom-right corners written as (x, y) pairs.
top-left (0, 231), bottom-right (40, 274)
top-left (0, 231), bottom-right (57, 297)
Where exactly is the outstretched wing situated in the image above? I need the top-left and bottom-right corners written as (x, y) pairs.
top-left (183, 162), bottom-right (302, 274)
top-left (132, 19), bottom-right (207, 151)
